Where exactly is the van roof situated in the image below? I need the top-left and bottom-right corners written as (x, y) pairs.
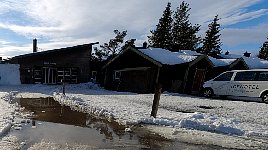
top-left (228, 69), bottom-right (268, 72)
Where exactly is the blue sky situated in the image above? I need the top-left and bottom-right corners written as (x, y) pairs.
top-left (0, 0), bottom-right (268, 58)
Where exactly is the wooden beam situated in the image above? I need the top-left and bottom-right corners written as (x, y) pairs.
top-left (182, 65), bottom-right (190, 93)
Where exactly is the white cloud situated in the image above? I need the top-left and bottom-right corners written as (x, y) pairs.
top-left (188, 0), bottom-right (266, 25)
top-left (0, 0), bottom-right (267, 57)
top-left (221, 24), bottom-right (268, 46)
top-left (0, 45), bottom-right (31, 59)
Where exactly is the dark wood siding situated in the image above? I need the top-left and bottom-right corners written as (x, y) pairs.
top-left (117, 68), bottom-right (156, 93)
top-left (104, 50), bottom-right (159, 93)
top-left (4, 45), bottom-right (92, 84)
top-left (159, 64), bottom-right (188, 92)
top-left (184, 59), bottom-right (212, 94)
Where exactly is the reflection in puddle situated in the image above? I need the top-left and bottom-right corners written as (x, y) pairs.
top-left (9, 97), bottom-right (220, 149)
top-left (18, 97), bottom-right (88, 127)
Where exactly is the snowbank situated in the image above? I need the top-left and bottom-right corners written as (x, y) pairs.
top-left (0, 92), bottom-right (17, 137)
top-left (0, 64), bottom-right (21, 85)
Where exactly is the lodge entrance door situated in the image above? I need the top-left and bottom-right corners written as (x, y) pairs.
top-left (43, 67), bottom-right (57, 84)
top-left (191, 68), bottom-right (206, 94)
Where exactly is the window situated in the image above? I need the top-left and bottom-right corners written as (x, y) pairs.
top-left (257, 72), bottom-right (268, 81)
top-left (214, 72), bottom-right (234, 81)
top-left (234, 71), bottom-right (258, 81)
top-left (114, 71), bottom-right (121, 80)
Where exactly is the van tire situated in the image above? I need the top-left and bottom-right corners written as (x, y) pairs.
top-left (203, 88), bottom-right (213, 98)
top-left (261, 92), bottom-right (268, 104)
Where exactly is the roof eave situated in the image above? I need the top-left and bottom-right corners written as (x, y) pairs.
top-left (102, 47), bottom-right (162, 69)
top-left (189, 55), bottom-right (214, 68)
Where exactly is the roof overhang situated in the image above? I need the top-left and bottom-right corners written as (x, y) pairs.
top-left (229, 57), bottom-right (249, 69)
top-left (189, 54), bottom-right (214, 68)
top-left (102, 46), bottom-right (162, 69)
top-left (9, 42), bottom-right (98, 60)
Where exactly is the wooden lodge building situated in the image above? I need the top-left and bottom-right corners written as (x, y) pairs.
top-left (3, 39), bottom-right (98, 84)
top-left (103, 46), bottom-right (215, 94)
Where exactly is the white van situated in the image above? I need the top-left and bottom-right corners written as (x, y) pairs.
top-left (203, 69), bottom-right (268, 103)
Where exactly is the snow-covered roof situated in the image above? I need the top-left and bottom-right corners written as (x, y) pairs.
top-left (138, 48), bottom-right (197, 65)
top-left (178, 50), bottom-right (202, 56)
top-left (209, 57), bottom-right (237, 67)
top-left (218, 53), bottom-right (242, 59)
top-left (243, 57), bottom-right (268, 69)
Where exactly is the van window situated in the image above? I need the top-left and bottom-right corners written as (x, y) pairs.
top-left (257, 72), bottom-right (268, 81)
top-left (234, 71), bottom-right (258, 81)
top-left (214, 72), bottom-right (233, 81)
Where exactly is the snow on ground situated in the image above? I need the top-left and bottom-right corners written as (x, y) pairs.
top-left (1, 83), bottom-right (268, 148)
top-left (51, 83), bottom-right (268, 138)
top-left (28, 140), bottom-right (95, 150)
top-left (0, 91), bottom-right (27, 149)
top-left (0, 92), bottom-right (17, 137)
top-left (0, 135), bottom-right (22, 150)
top-left (145, 126), bottom-right (268, 150)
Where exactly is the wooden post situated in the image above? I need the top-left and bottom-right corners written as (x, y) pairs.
top-left (62, 70), bottom-right (66, 95)
top-left (63, 81), bottom-right (65, 95)
top-left (61, 79), bottom-right (65, 95)
top-left (151, 84), bottom-right (162, 118)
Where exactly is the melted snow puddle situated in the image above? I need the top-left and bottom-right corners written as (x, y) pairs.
top-left (8, 97), bottom-right (220, 150)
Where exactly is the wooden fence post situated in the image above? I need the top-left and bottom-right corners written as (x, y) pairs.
top-left (151, 84), bottom-right (162, 118)
top-left (61, 79), bottom-right (65, 95)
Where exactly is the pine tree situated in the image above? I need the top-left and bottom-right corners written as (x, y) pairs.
top-left (259, 37), bottom-right (268, 60)
top-left (92, 47), bottom-right (107, 62)
top-left (92, 30), bottom-right (127, 61)
top-left (171, 1), bottom-right (200, 51)
top-left (121, 39), bottom-right (136, 50)
top-left (202, 15), bottom-right (222, 56)
top-left (101, 30), bottom-right (127, 58)
top-left (148, 2), bottom-right (173, 50)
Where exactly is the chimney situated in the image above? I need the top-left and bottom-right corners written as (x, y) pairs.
top-left (243, 51), bottom-right (251, 57)
top-left (33, 39), bottom-right (37, 53)
top-left (143, 42), bottom-right (148, 48)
